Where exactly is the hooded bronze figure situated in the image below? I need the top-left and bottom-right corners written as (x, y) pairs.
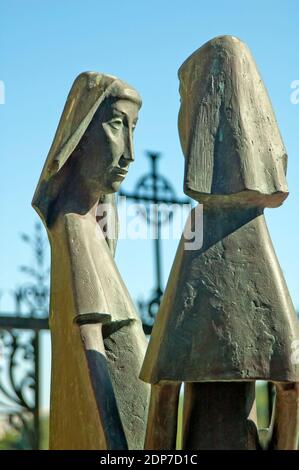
top-left (140, 36), bottom-right (299, 450)
top-left (32, 72), bottom-right (149, 449)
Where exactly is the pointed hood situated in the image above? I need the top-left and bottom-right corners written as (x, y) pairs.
top-left (178, 35), bottom-right (288, 208)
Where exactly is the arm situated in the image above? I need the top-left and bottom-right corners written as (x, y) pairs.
top-left (76, 318), bottom-right (128, 450)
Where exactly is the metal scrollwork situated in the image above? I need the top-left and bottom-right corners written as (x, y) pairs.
top-left (0, 222), bottom-right (49, 449)
top-left (0, 329), bottom-right (37, 448)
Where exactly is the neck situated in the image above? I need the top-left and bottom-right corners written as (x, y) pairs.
top-left (51, 166), bottom-right (106, 225)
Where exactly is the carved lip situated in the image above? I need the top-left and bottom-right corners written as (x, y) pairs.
top-left (113, 167), bottom-right (128, 177)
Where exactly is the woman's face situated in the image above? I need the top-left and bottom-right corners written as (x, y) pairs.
top-left (79, 96), bottom-right (140, 193)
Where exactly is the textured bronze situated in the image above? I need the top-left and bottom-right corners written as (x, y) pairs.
top-left (32, 72), bottom-right (149, 449)
top-left (141, 36), bottom-right (299, 450)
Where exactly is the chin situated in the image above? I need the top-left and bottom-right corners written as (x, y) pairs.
top-left (109, 180), bottom-right (122, 193)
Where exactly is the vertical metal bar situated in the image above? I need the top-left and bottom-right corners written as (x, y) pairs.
top-left (150, 153), bottom-right (163, 293)
top-left (267, 381), bottom-right (274, 428)
top-left (155, 218), bottom-right (162, 294)
top-left (33, 330), bottom-right (40, 449)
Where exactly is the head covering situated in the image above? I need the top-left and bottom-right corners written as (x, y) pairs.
top-left (178, 36), bottom-right (288, 208)
top-left (32, 72), bottom-right (141, 222)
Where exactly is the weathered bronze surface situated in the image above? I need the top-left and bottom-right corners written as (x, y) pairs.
top-left (32, 72), bottom-right (149, 449)
top-left (141, 36), bottom-right (299, 450)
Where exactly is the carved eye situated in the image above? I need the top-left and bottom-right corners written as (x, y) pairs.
top-left (108, 118), bottom-right (123, 130)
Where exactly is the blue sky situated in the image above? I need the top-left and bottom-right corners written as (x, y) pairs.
top-left (0, 0), bottom-right (298, 410)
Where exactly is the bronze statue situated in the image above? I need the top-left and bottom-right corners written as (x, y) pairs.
top-left (32, 72), bottom-right (149, 449)
top-left (140, 36), bottom-right (299, 450)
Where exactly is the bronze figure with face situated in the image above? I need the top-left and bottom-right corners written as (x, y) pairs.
top-left (140, 36), bottom-right (299, 450)
top-left (32, 72), bottom-right (149, 450)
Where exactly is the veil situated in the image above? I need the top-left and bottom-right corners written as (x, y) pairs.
top-left (32, 71), bottom-right (141, 253)
top-left (178, 36), bottom-right (289, 208)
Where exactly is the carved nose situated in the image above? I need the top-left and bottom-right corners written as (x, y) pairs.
top-left (124, 149), bottom-right (134, 162)
top-left (124, 133), bottom-right (134, 162)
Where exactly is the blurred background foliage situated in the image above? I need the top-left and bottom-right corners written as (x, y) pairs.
top-left (0, 415), bottom-right (49, 450)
